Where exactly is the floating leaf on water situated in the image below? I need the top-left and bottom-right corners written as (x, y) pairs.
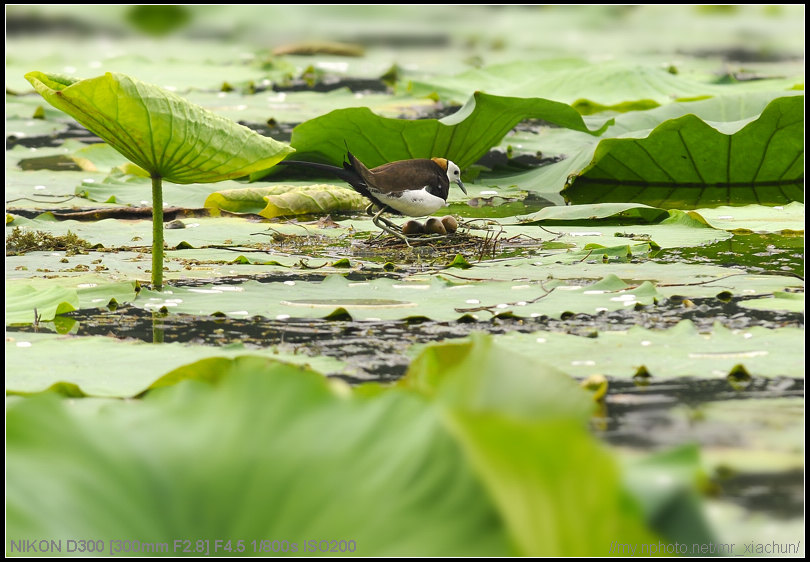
top-left (633, 365), bottom-right (653, 381)
top-left (447, 254), bottom-right (473, 269)
top-left (204, 184), bottom-right (366, 218)
top-left (727, 364), bottom-right (752, 382)
top-left (323, 307), bottom-right (353, 321)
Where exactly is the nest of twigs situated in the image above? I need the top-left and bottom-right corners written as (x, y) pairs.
top-left (364, 218), bottom-right (506, 260)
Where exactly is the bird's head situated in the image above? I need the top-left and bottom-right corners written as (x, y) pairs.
top-left (432, 158), bottom-right (467, 195)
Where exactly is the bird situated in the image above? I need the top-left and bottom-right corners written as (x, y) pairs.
top-left (278, 151), bottom-right (467, 240)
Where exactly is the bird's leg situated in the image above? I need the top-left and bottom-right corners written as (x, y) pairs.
top-left (371, 206), bottom-right (410, 246)
top-left (375, 214), bottom-right (403, 233)
top-left (367, 203), bottom-right (410, 243)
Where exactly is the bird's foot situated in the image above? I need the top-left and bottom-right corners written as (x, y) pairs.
top-left (377, 223), bottom-right (411, 247)
top-left (371, 208), bottom-right (411, 247)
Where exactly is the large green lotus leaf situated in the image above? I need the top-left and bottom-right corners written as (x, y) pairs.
top-left (689, 202), bottom-right (805, 232)
top-left (24, 71), bottom-right (294, 183)
top-left (404, 336), bottom-right (710, 551)
top-left (402, 333), bottom-right (594, 422)
top-left (204, 184), bottom-right (367, 218)
top-left (6, 284), bottom-right (78, 324)
top-left (5, 366), bottom-right (510, 556)
top-left (287, 92), bottom-right (611, 171)
top-left (602, 91), bottom-right (805, 138)
top-left (5, 333), bottom-right (347, 397)
top-left (487, 95), bottom-right (804, 207)
top-left (445, 412), bottom-right (660, 555)
top-left (562, 96), bottom-right (804, 207)
top-left (407, 60), bottom-right (802, 108)
top-left (493, 321), bottom-right (805, 379)
top-left (496, 91), bottom-right (802, 162)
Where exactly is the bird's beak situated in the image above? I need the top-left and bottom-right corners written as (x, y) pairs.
top-left (456, 179), bottom-right (467, 195)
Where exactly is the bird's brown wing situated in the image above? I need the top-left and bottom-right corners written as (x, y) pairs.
top-left (367, 159), bottom-right (448, 194)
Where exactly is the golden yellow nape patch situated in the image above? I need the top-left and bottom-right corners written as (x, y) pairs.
top-left (430, 157), bottom-right (448, 171)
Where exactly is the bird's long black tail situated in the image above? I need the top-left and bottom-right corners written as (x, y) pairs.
top-left (277, 156), bottom-right (381, 207)
top-left (277, 159), bottom-right (364, 189)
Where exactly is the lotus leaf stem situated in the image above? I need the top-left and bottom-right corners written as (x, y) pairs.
top-left (151, 174), bottom-right (164, 289)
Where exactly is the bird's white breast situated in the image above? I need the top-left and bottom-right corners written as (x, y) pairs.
top-left (373, 187), bottom-right (448, 217)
